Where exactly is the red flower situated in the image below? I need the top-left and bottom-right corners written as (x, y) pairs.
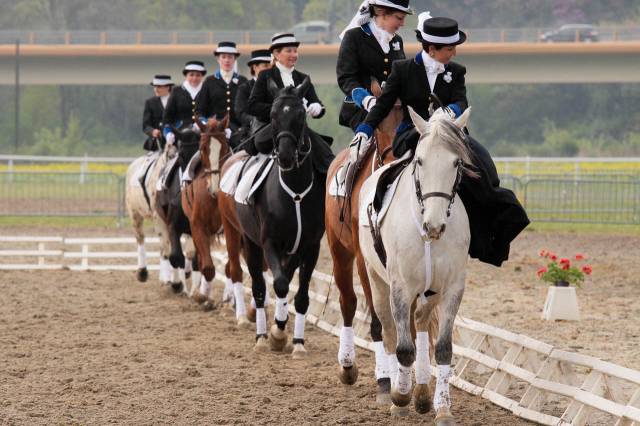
top-left (539, 249), bottom-right (547, 257)
top-left (575, 253), bottom-right (585, 261)
top-left (537, 267), bottom-right (548, 278)
top-left (582, 265), bottom-right (593, 275)
top-left (561, 263), bottom-right (570, 270)
top-left (559, 258), bottom-right (571, 266)
top-left (549, 253), bottom-right (558, 261)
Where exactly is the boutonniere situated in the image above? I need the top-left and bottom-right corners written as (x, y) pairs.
top-left (443, 71), bottom-right (453, 83)
top-left (232, 78), bottom-right (239, 85)
top-left (392, 41), bottom-right (401, 51)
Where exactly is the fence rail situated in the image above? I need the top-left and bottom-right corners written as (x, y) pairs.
top-left (1, 235), bottom-right (639, 425)
top-left (1, 26), bottom-right (640, 46)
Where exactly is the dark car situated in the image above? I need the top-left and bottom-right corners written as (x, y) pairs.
top-left (540, 24), bottom-right (599, 42)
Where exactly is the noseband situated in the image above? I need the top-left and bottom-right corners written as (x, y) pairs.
top-left (412, 157), bottom-right (464, 218)
top-left (272, 96), bottom-right (311, 171)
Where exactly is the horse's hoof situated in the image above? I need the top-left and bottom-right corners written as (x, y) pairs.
top-left (170, 282), bottom-right (183, 294)
top-left (268, 324), bottom-right (287, 352)
top-left (237, 315), bottom-right (252, 330)
top-left (192, 292), bottom-right (206, 305)
top-left (247, 306), bottom-right (256, 323)
top-left (291, 343), bottom-right (307, 359)
top-left (390, 404), bottom-right (410, 417)
top-left (203, 301), bottom-right (216, 312)
top-left (254, 336), bottom-right (269, 353)
top-left (376, 378), bottom-right (391, 404)
top-left (413, 383), bottom-right (432, 414)
top-left (337, 364), bottom-right (359, 385)
top-left (391, 387), bottom-right (413, 408)
top-left (435, 408), bottom-right (456, 426)
top-left (136, 267), bottom-right (149, 282)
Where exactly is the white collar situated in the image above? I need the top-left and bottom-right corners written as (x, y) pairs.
top-left (275, 61), bottom-right (294, 76)
top-left (160, 94), bottom-right (169, 108)
top-left (421, 51), bottom-right (445, 74)
top-left (220, 69), bottom-right (234, 84)
top-left (275, 62), bottom-right (295, 87)
top-left (182, 81), bottom-right (202, 100)
top-left (370, 19), bottom-right (394, 54)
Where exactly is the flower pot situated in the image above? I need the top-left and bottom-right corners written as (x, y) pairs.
top-left (542, 286), bottom-right (580, 321)
top-left (554, 280), bottom-right (570, 287)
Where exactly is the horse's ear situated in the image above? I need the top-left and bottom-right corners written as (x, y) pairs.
top-left (454, 106), bottom-right (472, 129)
top-left (267, 78), bottom-right (280, 98)
top-left (194, 114), bottom-right (206, 133)
top-left (219, 114), bottom-right (230, 130)
top-left (294, 77), bottom-right (311, 99)
top-left (408, 106), bottom-right (430, 136)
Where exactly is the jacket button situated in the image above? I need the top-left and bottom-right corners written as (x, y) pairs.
top-left (192, 116), bottom-right (196, 120)
top-left (384, 58), bottom-right (389, 63)
top-left (383, 71), bottom-right (388, 75)
top-left (227, 98), bottom-right (231, 103)
top-left (226, 91), bottom-right (231, 95)
top-left (227, 107), bottom-right (231, 111)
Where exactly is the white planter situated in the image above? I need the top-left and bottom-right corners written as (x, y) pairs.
top-left (542, 286), bottom-right (580, 321)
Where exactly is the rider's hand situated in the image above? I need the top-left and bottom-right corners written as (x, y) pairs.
top-left (152, 129), bottom-right (161, 138)
top-left (165, 132), bottom-right (176, 146)
top-left (349, 132), bottom-right (370, 163)
top-left (224, 128), bottom-right (232, 139)
top-left (363, 96), bottom-right (377, 112)
top-left (306, 102), bottom-right (323, 118)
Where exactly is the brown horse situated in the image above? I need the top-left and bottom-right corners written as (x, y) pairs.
top-left (326, 81), bottom-right (429, 404)
top-left (181, 116), bottom-right (249, 326)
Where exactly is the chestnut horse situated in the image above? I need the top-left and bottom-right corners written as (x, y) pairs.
top-left (325, 81), bottom-right (436, 404)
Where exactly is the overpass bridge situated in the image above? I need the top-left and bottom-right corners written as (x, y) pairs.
top-left (1, 41), bottom-right (639, 86)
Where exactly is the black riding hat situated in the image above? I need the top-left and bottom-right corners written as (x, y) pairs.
top-left (416, 16), bottom-right (467, 45)
top-left (214, 41), bottom-right (241, 57)
top-left (370, 0), bottom-right (413, 15)
top-left (270, 33), bottom-right (300, 51)
top-left (182, 60), bottom-right (206, 76)
top-left (150, 74), bottom-right (174, 86)
top-left (247, 49), bottom-right (272, 66)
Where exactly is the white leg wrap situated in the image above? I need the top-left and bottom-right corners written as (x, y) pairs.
top-left (415, 332), bottom-right (431, 385)
top-left (293, 313), bottom-right (305, 340)
top-left (433, 364), bottom-right (453, 411)
top-left (137, 244), bottom-right (146, 269)
top-left (199, 276), bottom-right (211, 297)
top-left (338, 326), bottom-right (356, 367)
top-left (251, 297), bottom-right (256, 308)
top-left (159, 258), bottom-right (171, 282)
top-left (256, 308), bottom-right (267, 335)
top-left (223, 278), bottom-right (234, 303)
top-left (191, 271), bottom-right (202, 295)
top-left (396, 364), bottom-right (413, 395)
top-left (373, 341), bottom-right (389, 380)
top-left (233, 282), bottom-right (247, 317)
top-left (388, 353), bottom-right (399, 386)
top-left (171, 267), bottom-right (181, 283)
top-left (184, 258), bottom-right (192, 274)
top-left (274, 297), bottom-right (288, 322)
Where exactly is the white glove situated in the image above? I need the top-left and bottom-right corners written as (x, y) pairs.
top-left (165, 132), bottom-right (176, 146)
top-left (349, 132), bottom-right (370, 163)
top-left (363, 96), bottom-right (377, 112)
top-left (306, 102), bottom-right (323, 118)
top-left (224, 128), bottom-right (232, 139)
top-left (191, 123), bottom-right (201, 133)
top-left (302, 97), bottom-right (309, 109)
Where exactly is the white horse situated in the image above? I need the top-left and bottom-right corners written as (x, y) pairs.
top-left (359, 106), bottom-right (476, 424)
top-left (125, 146), bottom-right (181, 285)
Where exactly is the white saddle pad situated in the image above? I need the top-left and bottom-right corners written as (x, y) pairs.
top-left (328, 164), bottom-right (347, 197)
top-left (359, 151), bottom-right (411, 229)
top-left (156, 155), bottom-right (178, 191)
top-left (131, 153), bottom-right (159, 188)
top-left (220, 160), bottom-right (244, 195)
top-left (234, 154), bottom-right (274, 205)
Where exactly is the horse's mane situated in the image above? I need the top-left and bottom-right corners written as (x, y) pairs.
top-left (429, 118), bottom-right (479, 178)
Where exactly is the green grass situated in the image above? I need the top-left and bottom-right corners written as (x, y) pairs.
top-left (525, 222), bottom-right (640, 236)
top-left (0, 216), bottom-right (127, 229)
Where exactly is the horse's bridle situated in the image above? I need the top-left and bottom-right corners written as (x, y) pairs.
top-left (412, 157), bottom-right (464, 218)
top-left (201, 130), bottom-right (230, 177)
top-left (271, 97), bottom-right (311, 171)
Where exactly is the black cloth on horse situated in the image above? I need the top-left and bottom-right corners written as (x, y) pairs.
top-left (142, 96), bottom-right (165, 151)
top-left (196, 72), bottom-right (248, 132)
top-left (163, 86), bottom-right (198, 129)
top-left (337, 23), bottom-right (405, 131)
top-left (362, 54), bottom-right (528, 267)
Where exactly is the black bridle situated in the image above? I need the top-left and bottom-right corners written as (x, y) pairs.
top-left (271, 95), bottom-right (311, 171)
top-left (412, 157), bottom-right (464, 218)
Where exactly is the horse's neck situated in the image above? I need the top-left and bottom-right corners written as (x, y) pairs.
top-left (279, 158), bottom-right (313, 194)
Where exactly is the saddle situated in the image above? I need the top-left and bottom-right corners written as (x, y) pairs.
top-left (336, 138), bottom-right (377, 222)
top-left (232, 154), bottom-right (274, 205)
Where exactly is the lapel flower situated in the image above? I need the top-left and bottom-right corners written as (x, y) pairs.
top-left (392, 41), bottom-right (401, 51)
top-left (232, 77), bottom-right (239, 85)
top-left (443, 71), bottom-right (453, 83)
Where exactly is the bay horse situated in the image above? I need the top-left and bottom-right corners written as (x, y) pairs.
top-left (325, 80), bottom-right (430, 404)
top-left (155, 127), bottom-right (200, 295)
top-left (359, 107), bottom-right (475, 423)
top-left (221, 79), bottom-right (326, 358)
top-left (125, 145), bottom-right (172, 284)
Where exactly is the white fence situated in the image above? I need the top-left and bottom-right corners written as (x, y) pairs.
top-left (1, 235), bottom-right (639, 425)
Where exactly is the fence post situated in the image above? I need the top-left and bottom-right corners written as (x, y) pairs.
top-left (8, 159), bottom-right (14, 182)
top-left (80, 154), bottom-right (88, 184)
top-left (526, 156), bottom-right (531, 176)
top-left (117, 176), bottom-right (125, 228)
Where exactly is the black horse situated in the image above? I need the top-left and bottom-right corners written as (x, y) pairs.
top-left (236, 79), bottom-right (328, 357)
top-left (155, 128), bottom-right (200, 294)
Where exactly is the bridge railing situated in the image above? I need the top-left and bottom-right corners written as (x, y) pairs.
top-left (1, 26), bottom-right (640, 46)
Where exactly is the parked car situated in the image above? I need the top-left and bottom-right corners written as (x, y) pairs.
top-left (540, 24), bottom-right (599, 42)
top-left (289, 21), bottom-right (332, 44)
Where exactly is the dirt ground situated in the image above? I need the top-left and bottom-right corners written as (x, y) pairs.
top-left (1, 225), bottom-right (638, 424)
top-left (0, 269), bottom-right (530, 425)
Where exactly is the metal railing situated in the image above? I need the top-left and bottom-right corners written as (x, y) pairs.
top-left (1, 26), bottom-right (639, 46)
top-left (1, 170), bottom-right (638, 225)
